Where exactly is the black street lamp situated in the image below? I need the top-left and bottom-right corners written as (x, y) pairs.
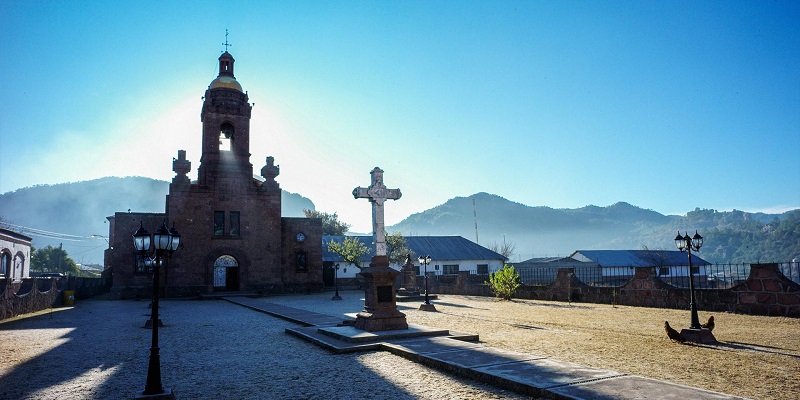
top-left (332, 263), bottom-right (342, 300)
top-left (418, 255), bottom-right (432, 305)
top-left (675, 230), bottom-right (703, 329)
top-left (133, 221), bottom-right (180, 400)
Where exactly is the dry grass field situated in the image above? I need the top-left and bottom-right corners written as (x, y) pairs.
top-left (400, 295), bottom-right (800, 400)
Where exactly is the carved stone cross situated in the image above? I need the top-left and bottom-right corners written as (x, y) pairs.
top-left (352, 167), bottom-right (402, 257)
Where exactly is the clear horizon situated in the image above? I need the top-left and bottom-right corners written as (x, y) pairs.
top-left (2, 1), bottom-right (798, 234)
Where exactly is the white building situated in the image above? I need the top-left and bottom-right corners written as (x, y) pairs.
top-left (0, 228), bottom-right (32, 282)
top-left (322, 235), bottom-right (506, 281)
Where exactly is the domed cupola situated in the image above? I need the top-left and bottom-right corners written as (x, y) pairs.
top-left (209, 51), bottom-right (243, 92)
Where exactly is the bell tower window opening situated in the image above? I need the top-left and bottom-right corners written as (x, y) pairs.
top-left (219, 123), bottom-right (234, 152)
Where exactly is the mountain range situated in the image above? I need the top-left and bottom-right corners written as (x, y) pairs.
top-left (1, 178), bottom-right (797, 265)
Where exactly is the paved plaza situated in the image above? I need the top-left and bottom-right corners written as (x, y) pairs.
top-left (0, 291), bottom-right (753, 399)
top-left (0, 293), bottom-right (529, 400)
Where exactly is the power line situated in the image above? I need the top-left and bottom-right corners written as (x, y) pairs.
top-left (0, 222), bottom-right (100, 242)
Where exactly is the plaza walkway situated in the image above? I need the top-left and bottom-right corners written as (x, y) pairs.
top-left (226, 294), bottom-right (747, 400)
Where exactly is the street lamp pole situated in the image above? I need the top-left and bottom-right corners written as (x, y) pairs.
top-left (675, 231), bottom-right (703, 329)
top-left (134, 221), bottom-right (180, 400)
top-left (332, 263), bottom-right (342, 300)
top-left (418, 255), bottom-right (432, 305)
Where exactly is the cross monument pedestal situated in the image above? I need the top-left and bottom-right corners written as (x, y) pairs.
top-left (352, 167), bottom-right (408, 332)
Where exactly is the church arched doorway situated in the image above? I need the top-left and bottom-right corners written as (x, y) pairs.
top-left (213, 255), bottom-right (239, 292)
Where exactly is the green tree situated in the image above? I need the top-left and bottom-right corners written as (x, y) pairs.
top-left (386, 232), bottom-right (414, 265)
top-left (327, 236), bottom-right (371, 270)
top-left (31, 244), bottom-right (79, 275)
top-left (486, 264), bottom-right (520, 301)
top-left (303, 209), bottom-right (351, 236)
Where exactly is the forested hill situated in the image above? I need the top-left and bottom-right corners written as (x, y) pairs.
top-left (389, 192), bottom-right (800, 264)
top-left (0, 177), bottom-right (315, 264)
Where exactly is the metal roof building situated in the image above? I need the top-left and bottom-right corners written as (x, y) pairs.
top-left (570, 250), bottom-right (710, 267)
top-left (322, 235), bottom-right (506, 277)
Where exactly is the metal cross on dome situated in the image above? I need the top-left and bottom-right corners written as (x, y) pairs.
top-left (222, 29), bottom-right (232, 52)
top-left (353, 167), bottom-right (402, 257)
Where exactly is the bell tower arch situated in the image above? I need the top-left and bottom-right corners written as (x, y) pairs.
top-left (197, 51), bottom-right (254, 187)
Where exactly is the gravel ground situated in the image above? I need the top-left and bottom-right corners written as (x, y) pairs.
top-left (0, 295), bottom-right (530, 400)
top-left (267, 291), bottom-right (800, 400)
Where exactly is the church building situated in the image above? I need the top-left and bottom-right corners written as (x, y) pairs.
top-left (105, 51), bottom-right (323, 297)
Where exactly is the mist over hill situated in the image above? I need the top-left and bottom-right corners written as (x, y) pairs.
top-left (0, 177), bottom-right (315, 264)
top-left (2, 182), bottom-right (797, 266)
top-left (388, 192), bottom-right (800, 263)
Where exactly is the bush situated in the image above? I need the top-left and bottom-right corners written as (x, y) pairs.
top-left (486, 264), bottom-right (520, 300)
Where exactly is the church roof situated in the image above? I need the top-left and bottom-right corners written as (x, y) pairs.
top-left (322, 235), bottom-right (506, 263)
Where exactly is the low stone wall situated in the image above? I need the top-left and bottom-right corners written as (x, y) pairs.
top-left (425, 263), bottom-right (800, 318)
top-left (0, 276), bottom-right (111, 321)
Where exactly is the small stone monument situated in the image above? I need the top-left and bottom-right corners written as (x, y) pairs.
top-left (352, 167), bottom-right (408, 331)
top-left (396, 254), bottom-right (419, 297)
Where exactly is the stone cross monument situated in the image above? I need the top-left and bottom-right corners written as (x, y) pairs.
top-left (351, 167), bottom-right (408, 331)
top-left (352, 167), bottom-right (401, 257)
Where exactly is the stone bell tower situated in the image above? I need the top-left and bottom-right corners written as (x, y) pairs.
top-left (197, 51), bottom-right (254, 189)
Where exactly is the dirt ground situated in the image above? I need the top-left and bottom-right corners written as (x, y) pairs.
top-left (401, 295), bottom-right (800, 400)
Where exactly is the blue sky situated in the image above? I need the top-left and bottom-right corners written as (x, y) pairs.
top-left (1, 1), bottom-right (798, 233)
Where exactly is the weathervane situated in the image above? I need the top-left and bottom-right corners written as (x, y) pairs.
top-left (222, 29), bottom-right (232, 52)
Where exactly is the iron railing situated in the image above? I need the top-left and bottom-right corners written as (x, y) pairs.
top-left (512, 262), bottom-right (798, 288)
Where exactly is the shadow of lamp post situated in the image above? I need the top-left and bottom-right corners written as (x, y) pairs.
top-left (133, 221), bottom-right (180, 400)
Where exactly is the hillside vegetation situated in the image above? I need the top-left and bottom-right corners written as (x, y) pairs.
top-left (390, 193), bottom-right (799, 263)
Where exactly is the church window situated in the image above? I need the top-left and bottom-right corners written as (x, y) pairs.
top-left (296, 251), bottom-right (308, 272)
top-left (214, 211), bottom-right (225, 236)
top-left (229, 212), bottom-right (240, 236)
top-left (442, 264), bottom-right (460, 275)
top-left (219, 123), bottom-right (234, 152)
top-left (134, 254), bottom-right (149, 274)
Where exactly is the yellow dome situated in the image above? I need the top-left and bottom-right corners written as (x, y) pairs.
top-left (209, 75), bottom-right (243, 92)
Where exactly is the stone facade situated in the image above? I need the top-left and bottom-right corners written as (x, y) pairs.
top-left (105, 52), bottom-right (322, 298)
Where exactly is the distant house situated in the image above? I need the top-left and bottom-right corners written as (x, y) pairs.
top-left (322, 235), bottom-right (506, 284)
top-left (0, 228), bottom-right (32, 282)
top-left (512, 250), bottom-right (711, 286)
top-left (570, 250), bottom-right (711, 278)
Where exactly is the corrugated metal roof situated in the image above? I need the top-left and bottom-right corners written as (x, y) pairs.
top-left (322, 235), bottom-right (506, 263)
top-left (571, 250), bottom-right (710, 267)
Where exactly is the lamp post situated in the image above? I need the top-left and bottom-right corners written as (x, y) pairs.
top-left (675, 230), bottom-right (703, 329)
top-left (418, 255), bottom-right (432, 305)
top-left (332, 263), bottom-right (342, 300)
top-left (133, 221), bottom-right (180, 400)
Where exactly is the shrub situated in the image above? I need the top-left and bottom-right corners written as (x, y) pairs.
top-left (487, 264), bottom-right (520, 300)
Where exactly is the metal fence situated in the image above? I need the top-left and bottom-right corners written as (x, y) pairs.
top-left (512, 262), bottom-right (799, 289)
top-left (779, 261), bottom-right (800, 285)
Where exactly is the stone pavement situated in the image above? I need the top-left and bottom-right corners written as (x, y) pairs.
top-left (0, 297), bottom-right (529, 400)
top-left (226, 296), bottom-right (748, 400)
